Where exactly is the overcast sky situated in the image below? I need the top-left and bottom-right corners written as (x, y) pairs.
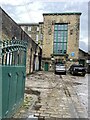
top-left (0, 0), bottom-right (89, 52)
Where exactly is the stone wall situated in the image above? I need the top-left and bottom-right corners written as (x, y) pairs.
top-left (0, 7), bottom-right (42, 74)
top-left (42, 13), bottom-right (81, 60)
top-left (38, 22), bottom-right (43, 47)
top-left (19, 24), bottom-right (39, 44)
top-left (42, 13), bottom-right (81, 70)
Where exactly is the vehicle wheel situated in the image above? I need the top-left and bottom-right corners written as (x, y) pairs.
top-left (55, 71), bottom-right (57, 74)
top-left (64, 72), bottom-right (66, 75)
top-left (71, 71), bottom-right (73, 74)
top-left (70, 71), bottom-right (71, 74)
top-left (82, 74), bottom-right (85, 77)
top-left (71, 71), bottom-right (74, 75)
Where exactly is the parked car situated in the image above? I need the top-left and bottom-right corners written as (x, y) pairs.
top-left (55, 63), bottom-right (66, 75)
top-left (69, 64), bottom-right (86, 76)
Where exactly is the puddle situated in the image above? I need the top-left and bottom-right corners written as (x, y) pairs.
top-left (25, 87), bottom-right (40, 96)
top-left (72, 82), bottom-right (82, 86)
top-left (34, 102), bottom-right (42, 110)
top-left (71, 77), bottom-right (76, 79)
top-left (65, 81), bottom-right (82, 86)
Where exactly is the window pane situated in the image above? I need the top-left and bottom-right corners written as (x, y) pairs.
top-left (36, 35), bottom-right (38, 42)
top-left (58, 34), bottom-right (60, 37)
top-left (64, 31), bottom-right (67, 36)
top-left (54, 25), bottom-right (57, 30)
top-left (64, 37), bottom-right (67, 42)
top-left (64, 50), bottom-right (66, 54)
top-left (64, 43), bottom-right (67, 50)
top-left (28, 27), bottom-right (31, 31)
top-left (58, 25), bottom-right (61, 30)
top-left (58, 38), bottom-right (61, 42)
top-left (64, 25), bottom-right (68, 30)
top-left (54, 33), bottom-right (57, 37)
top-left (61, 25), bottom-right (64, 30)
top-left (58, 31), bottom-right (60, 34)
top-left (58, 43), bottom-right (63, 53)
top-left (54, 38), bottom-right (56, 42)
top-left (37, 27), bottom-right (39, 31)
top-left (61, 31), bottom-right (63, 35)
top-left (54, 24), bottom-right (68, 54)
top-left (53, 43), bottom-right (57, 53)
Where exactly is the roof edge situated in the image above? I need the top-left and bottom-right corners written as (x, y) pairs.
top-left (43, 12), bottom-right (82, 16)
top-left (18, 23), bottom-right (39, 26)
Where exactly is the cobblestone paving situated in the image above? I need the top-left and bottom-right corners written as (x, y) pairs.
top-left (71, 74), bottom-right (88, 112)
top-left (25, 71), bottom-right (88, 119)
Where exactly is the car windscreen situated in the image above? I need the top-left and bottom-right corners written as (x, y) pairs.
top-left (56, 64), bottom-right (64, 66)
top-left (73, 65), bottom-right (83, 67)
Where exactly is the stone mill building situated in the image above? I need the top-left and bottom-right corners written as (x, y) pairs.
top-left (19, 12), bottom-right (81, 71)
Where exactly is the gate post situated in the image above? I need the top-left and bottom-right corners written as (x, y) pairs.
top-left (0, 41), bottom-right (2, 64)
top-left (0, 41), bottom-right (2, 119)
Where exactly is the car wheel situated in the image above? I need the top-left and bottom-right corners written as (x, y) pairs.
top-left (55, 71), bottom-right (57, 74)
top-left (64, 72), bottom-right (66, 75)
top-left (82, 73), bottom-right (85, 77)
top-left (71, 71), bottom-right (74, 75)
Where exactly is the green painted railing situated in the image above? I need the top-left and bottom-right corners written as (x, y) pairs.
top-left (0, 40), bottom-right (27, 119)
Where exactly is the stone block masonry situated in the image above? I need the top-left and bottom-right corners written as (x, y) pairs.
top-left (0, 7), bottom-right (42, 74)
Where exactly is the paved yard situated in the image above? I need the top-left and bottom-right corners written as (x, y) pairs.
top-left (24, 71), bottom-right (88, 119)
top-left (13, 71), bottom-right (88, 119)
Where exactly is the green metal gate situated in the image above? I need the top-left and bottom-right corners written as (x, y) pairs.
top-left (0, 39), bottom-right (27, 118)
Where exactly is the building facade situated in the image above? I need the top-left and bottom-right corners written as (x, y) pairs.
top-left (19, 23), bottom-right (39, 43)
top-left (19, 22), bottom-right (44, 48)
top-left (79, 48), bottom-right (90, 73)
top-left (42, 13), bottom-right (81, 71)
top-left (19, 12), bottom-right (81, 71)
top-left (0, 7), bottom-right (42, 74)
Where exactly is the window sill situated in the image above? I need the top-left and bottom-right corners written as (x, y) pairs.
top-left (53, 53), bottom-right (66, 56)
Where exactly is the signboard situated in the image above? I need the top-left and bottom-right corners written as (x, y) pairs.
top-left (71, 52), bottom-right (75, 57)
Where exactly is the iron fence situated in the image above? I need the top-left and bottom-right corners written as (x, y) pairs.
top-left (0, 39), bottom-right (27, 118)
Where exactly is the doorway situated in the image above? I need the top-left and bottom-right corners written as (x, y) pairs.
top-left (44, 62), bottom-right (49, 71)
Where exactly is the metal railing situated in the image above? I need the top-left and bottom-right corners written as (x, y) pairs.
top-left (0, 39), bottom-right (27, 118)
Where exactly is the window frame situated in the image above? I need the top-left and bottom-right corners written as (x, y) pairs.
top-left (53, 23), bottom-right (68, 55)
top-left (36, 34), bottom-right (39, 42)
top-left (28, 26), bottom-right (31, 31)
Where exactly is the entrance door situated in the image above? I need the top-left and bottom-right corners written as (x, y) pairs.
top-left (44, 62), bottom-right (49, 71)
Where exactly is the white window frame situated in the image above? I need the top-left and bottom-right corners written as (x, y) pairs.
top-left (37, 27), bottom-right (39, 31)
top-left (36, 34), bottom-right (38, 42)
top-left (28, 26), bottom-right (31, 31)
